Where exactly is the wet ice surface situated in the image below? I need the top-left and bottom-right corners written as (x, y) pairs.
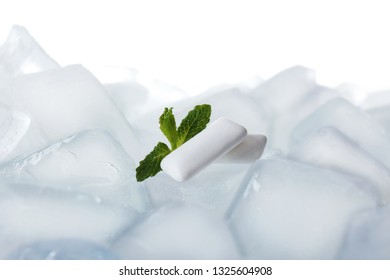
top-left (0, 129), bottom-right (150, 212)
top-left (1, 25), bottom-right (390, 259)
top-left (0, 104), bottom-right (30, 162)
top-left (227, 158), bottom-right (377, 259)
top-left (146, 164), bottom-right (249, 217)
top-left (3, 65), bottom-right (140, 161)
top-left (292, 98), bottom-right (390, 169)
top-left (9, 239), bottom-right (119, 260)
top-left (339, 205), bottom-right (390, 259)
top-left (0, 184), bottom-right (138, 259)
top-left (290, 127), bottom-right (390, 203)
top-left (112, 204), bottom-right (240, 259)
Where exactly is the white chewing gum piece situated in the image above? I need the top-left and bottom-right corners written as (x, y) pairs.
top-left (218, 134), bottom-right (267, 164)
top-left (161, 118), bottom-right (247, 182)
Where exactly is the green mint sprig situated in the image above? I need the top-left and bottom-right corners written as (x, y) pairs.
top-left (136, 104), bottom-right (211, 182)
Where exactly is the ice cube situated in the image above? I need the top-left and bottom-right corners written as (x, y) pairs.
top-left (335, 83), bottom-right (369, 106)
top-left (111, 204), bottom-right (240, 259)
top-left (253, 66), bottom-right (317, 116)
top-left (248, 66), bottom-right (338, 151)
top-left (270, 86), bottom-right (337, 151)
top-left (126, 78), bottom-right (188, 131)
top-left (361, 90), bottom-right (390, 110)
top-left (227, 157), bottom-right (377, 259)
top-left (235, 75), bottom-right (264, 93)
top-left (366, 106), bottom-right (390, 134)
top-left (8, 239), bottom-right (118, 260)
top-left (105, 81), bottom-right (148, 123)
top-left (0, 104), bottom-right (30, 163)
top-left (0, 25), bottom-right (59, 80)
top-left (86, 65), bottom-right (151, 124)
top-left (186, 87), bottom-right (269, 135)
top-left (3, 65), bottom-right (140, 161)
top-left (0, 184), bottom-right (139, 259)
top-left (86, 65), bottom-right (138, 85)
top-left (143, 78), bottom-right (187, 105)
top-left (290, 126), bottom-right (390, 203)
top-left (339, 206), bottom-right (390, 259)
top-left (0, 129), bottom-right (150, 212)
top-left (146, 163), bottom-right (249, 217)
top-left (361, 91), bottom-right (390, 134)
top-left (292, 98), bottom-right (390, 169)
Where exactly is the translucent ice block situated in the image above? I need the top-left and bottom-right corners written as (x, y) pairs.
top-left (146, 164), bottom-right (249, 217)
top-left (104, 81), bottom-right (148, 123)
top-left (253, 66), bottom-right (317, 116)
top-left (0, 25), bottom-right (59, 80)
top-left (361, 90), bottom-right (390, 110)
top-left (186, 87), bottom-right (269, 135)
top-left (270, 86), bottom-right (337, 151)
top-left (0, 129), bottom-right (150, 212)
top-left (292, 98), bottom-right (390, 169)
top-left (290, 126), bottom-right (390, 203)
top-left (88, 65), bottom-right (150, 124)
top-left (227, 158), bottom-right (377, 259)
top-left (8, 239), bottom-right (118, 260)
top-left (249, 66), bottom-right (337, 151)
top-left (339, 206), bottom-right (390, 259)
top-left (111, 204), bottom-right (240, 259)
top-left (0, 104), bottom-right (30, 163)
top-left (5, 65), bottom-right (140, 161)
top-left (0, 184), bottom-right (139, 259)
top-left (366, 105), bottom-right (390, 134)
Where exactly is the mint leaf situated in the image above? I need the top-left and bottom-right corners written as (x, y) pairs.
top-left (136, 142), bottom-right (171, 182)
top-left (159, 107), bottom-right (178, 150)
top-left (177, 104), bottom-right (211, 146)
top-left (136, 104), bottom-right (212, 182)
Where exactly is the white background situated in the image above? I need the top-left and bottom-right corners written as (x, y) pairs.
top-left (1, 0), bottom-right (390, 94)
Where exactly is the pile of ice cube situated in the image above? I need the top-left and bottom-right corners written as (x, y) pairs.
top-left (1, 25), bottom-right (389, 260)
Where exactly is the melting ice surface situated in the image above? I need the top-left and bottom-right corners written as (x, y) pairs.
top-left (1, 25), bottom-right (390, 259)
